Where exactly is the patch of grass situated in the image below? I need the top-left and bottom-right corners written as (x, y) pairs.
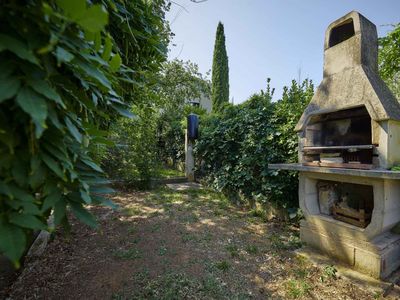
top-left (186, 188), bottom-right (211, 198)
top-left (150, 211), bottom-right (162, 218)
top-left (123, 206), bottom-right (141, 216)
top-left (248, 208), bottom-right (266, 221)
top-left (214, 260), bottom-right (231, 272)
top-left (156, 168), bottom-right (185, 179)
top-left (132, 237), bottom-right (141, 244)
top-left (226, 244), bottom-right (239, 258)
top-left (181, 232), bottom-right (198, 243)
top-left (320, 265), bottom-right (337, 282)
top-left (128, 273), bottom-right (201, 299)
top-left (285, 279), bottom-right (311, 299)
top-left (268, 233), bottom-right (295, 250)
top-left (127, 227), bottom-right (136, 234)
top-left (145, 188), bottom-right (184, 206)
top-left (217, 199), bottom-right (230, 210)
top-left (113, 248), bottom-right (142, 260)
top-left (201, 275), bottom-right (226, 298)
top-left (287, 233), bottom-right (302, 250)
top-left (245, 244), bottom-right (258, 255)
top-left (150, 223), bottom-right (161, 233)
top-left (111, 292), bottom-right (124, 300)
top-left (158, 245), bottom-right (168, 256)
top-left (292, 268), bottom-right (309, 279)
top-left (201, 231), bottom-right (213, 243)
top-left (213, 209), bottom-right (224, 217)
top-left (373, 291), bottom-right (383, 299)
top-left (181, 213), bottom-right (200, 224)
top-left (130, 272), bottom-right (230, 299)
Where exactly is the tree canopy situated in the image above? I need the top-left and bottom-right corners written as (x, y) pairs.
top-left (379, 24), bottom-right (400, 100)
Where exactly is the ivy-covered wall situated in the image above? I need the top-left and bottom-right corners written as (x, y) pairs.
top-left (195, 79), bottom-right (314, 210)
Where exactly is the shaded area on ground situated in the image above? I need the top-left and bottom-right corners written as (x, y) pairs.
top-left (3, 186), bottom-right (393, 299)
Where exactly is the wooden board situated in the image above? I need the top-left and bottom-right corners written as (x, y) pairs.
top-left (332, 214), bottom-right (369, 228)
top-left (332, 205), bottom-right (371, 228)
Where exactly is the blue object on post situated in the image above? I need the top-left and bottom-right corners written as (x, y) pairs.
top-left (187, 114), bottom-right (199, 140)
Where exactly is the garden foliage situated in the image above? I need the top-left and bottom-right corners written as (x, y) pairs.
top-left (379, 23), bottom-right (400, 100)
top-left (0, 0), bottom-right (170, 265)
top-left (196, 79), bottom-right (314, 209)
top-left (211, 22), bottom-right (229, 113)
top-left (103, 59), bottom-right (210, 184)
top-left (156, 60), bottom-right (210, 167)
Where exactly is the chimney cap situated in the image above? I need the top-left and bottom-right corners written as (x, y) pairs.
top-left (295, 11), bottom-right (400, 132)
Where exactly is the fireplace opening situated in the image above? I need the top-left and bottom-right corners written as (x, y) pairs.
top-left (329, 19), bottom-right (355, 47)
top-left (317, 180), bottom-right (373, 228)
top-left (303, 106), bottom-right (375, 169)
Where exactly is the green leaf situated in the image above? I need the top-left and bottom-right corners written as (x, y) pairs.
top-left (94, 32), bottom-right (101, 52)
top-left (101, 35), bottom-right (112, 61)
top-left (16, 87), bottom-right (48, 127)
top-left (0, 222), bottom-right (26, 266)
top-left (54, 199), bottom-right (66, 226)
top-left (0, 182), bottom-right (12, 198)
top-left (41, 153), bottom-right (65, 180)
top-left (21, 202), bottom-right (41, 215)
top-left (109, 54), bottom-right (122, 72)
top-left (0, 77), bottom-right (20, 103)
top-left (0, 60), bottom-right (16, 79)
top-left (28, 79), bottom-right (65, 108)
top-left (75, 59), bottom-right (111, 90)
top-left (90, 186), bottom-right (114, 194)
top-left (12, 160), bottom-right (28, 187)
top-left (95, 196), bottom-right (118, 209)
top-left (41, 190), bottom-right (62, 213)
top-left (77, 4), bottom-right (108, 33)
top-left (56, 0), bottom-right (86, 20)
top-left (64, 117), bottom-right (82, 143)
top-left (112, 104), bottom-right (135, 119)
top-left (29, 163), bottom-right (46, 189)
top-left (55, 46), bottom-right (74, 65)
top-left (8, 184), bottom-right (35, 203)
top-left (80, 189), bottom-right (91, 204)
top-left (70, 201), bottom-right (97, 228)
top-left (10, 213), bottom-right (47, 230)
top-left (30, 155), bottom-right (41, 173)
top-left (0, 34), bottom-right (39, 65)
top-left (81, 158), bottom-right (103, 172)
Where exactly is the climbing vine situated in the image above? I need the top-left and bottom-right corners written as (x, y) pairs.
top-left (196, 79), bottom-right (314, 209)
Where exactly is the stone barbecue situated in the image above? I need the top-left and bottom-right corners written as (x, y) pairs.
top-left (269, 11), bottom-right (400, 279)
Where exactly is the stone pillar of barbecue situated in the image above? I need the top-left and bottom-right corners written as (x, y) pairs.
top-left (269, 11), bottom-right (400, 279)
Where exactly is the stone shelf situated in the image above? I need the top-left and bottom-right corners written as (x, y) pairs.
top-left (302, 144), bottom-right (376, 151)
top-left (268, 163), bottom-right (400, 180)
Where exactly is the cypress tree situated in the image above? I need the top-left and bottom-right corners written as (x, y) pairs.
top-left (212, 22), bottom-right (229, 112)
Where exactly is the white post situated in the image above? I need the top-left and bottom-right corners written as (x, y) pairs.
top-left (185, 130), bottom-right (195, 182)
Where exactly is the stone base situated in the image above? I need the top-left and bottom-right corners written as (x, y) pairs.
top-left (301, 219), bottom-right (400, 279)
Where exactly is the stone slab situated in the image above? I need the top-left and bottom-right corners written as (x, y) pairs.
top-left (166, 182), bottom-right (202, 191)
top-left (268, 163), bottom-right (400, 179)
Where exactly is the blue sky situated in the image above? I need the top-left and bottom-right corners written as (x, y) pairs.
top-left (167, 0), bottom-right (400, 102)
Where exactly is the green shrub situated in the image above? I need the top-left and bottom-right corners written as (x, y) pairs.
top-left (0, 0), bottom-right (170, 265)
top-left (195, 79), bottom-right (314, 209)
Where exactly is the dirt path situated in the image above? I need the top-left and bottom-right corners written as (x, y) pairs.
top-left (3, 186), bottom-right (392, 299)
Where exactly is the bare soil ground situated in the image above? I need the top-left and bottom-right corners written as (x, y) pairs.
top-left (2, 186), bottom-right (395, 299)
